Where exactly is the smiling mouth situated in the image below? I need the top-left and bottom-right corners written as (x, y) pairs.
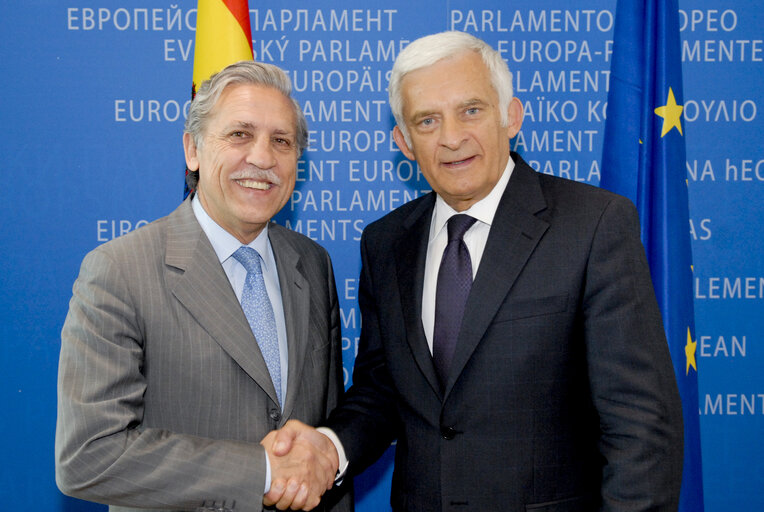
top-left (237, 179), bottom-right (273, 190)
top-left (444, 156), bottom-right (475, 166)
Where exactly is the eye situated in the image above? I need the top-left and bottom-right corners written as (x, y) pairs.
top-left (466, 107), bottom-right (480, 115)
top-left (273, 137), bottom-right (293, 148)
top-left (228, 130), bottom-right (250, 140)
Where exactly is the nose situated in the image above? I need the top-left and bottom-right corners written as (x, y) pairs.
top-left (439, 115), bottom-right (467, 150)
top-left (246, 135), bottom-right (277, 169)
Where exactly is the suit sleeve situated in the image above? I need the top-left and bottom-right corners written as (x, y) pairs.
top-left (582, 197), bottom-right (684, 511)
top-left (315, 248), bottom-right (356, 511)
top-left (55, 247), bottom-right (267, 511)
top-left (325, 230), bottom-right (401, 475)
top-left (324, 248), bottom-right (346, 419)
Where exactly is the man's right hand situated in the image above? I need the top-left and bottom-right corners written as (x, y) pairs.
top-left (260, 420), bottom-right (339, 510)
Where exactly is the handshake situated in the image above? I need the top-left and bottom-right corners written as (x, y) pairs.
top-left (260, 420), bottom-right (342, 511)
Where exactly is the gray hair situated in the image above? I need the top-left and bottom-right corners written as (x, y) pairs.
top-left (388, 31), bottom-right (514, 145)
top-left (184, 60), bottom-right (308, 189)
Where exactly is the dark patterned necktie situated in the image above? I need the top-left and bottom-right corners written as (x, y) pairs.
top-left (433, 214), bottom-right (477, 391)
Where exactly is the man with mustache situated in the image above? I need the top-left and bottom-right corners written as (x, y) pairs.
top-left (266, 31), bottom-right (683, 511)
top-left (55, 61), bottom-right (352, 512)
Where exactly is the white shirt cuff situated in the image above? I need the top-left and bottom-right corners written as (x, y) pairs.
top-left (316, 426), bottom-right (349, 481)
top-left (263, 448), bottom-right (272, 494)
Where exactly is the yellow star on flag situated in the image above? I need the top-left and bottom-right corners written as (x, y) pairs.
top-left (685, 327), bottom-right (697, 375)
top-left (654, 87), bottom-right (684, 137)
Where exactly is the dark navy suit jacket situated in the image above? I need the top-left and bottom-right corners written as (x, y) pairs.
top-left (327, 153), bottom-right (683, 512)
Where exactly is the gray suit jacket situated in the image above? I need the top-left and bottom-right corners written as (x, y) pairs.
top-left (328, 154), bottom-right (683, 511)
top-left (56, 198), bottom-right (352, 512)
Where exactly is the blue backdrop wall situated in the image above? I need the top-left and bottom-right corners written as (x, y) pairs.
top-left (1, 1), bottom-right (761, 510)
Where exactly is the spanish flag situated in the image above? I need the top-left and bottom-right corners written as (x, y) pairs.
top-left (192, 0), bottom-right (253, 97)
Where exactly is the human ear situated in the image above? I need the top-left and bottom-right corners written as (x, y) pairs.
top-left (182, 132), bottom-right (200, 171)
top-left (393, 125), bottom-right (416, 161)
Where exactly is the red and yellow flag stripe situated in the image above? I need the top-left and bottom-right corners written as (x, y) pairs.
top-left (192, 0), bottom-right (253, 95)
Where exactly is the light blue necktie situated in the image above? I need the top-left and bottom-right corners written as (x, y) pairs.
top-left (233, 246), bottom-right (282, 407)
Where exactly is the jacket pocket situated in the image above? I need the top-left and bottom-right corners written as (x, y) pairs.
top-left (526, 494), bottom-right (595, 511)
top-left (494, 294), bottom-right (569, 322)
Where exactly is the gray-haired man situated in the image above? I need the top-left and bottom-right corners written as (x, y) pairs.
top-left (56, 60), bottom-right (352, 512)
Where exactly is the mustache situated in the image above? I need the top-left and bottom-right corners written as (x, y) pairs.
top-left (230, 168), bottom-right (282, 186)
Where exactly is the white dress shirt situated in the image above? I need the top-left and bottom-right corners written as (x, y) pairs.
top-left (421, 157), bottom-right (515, 352)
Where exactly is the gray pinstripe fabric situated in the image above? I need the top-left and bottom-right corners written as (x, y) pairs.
top-left (56, 198), bottom-right (352, 512)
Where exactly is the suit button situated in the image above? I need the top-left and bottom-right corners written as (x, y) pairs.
top-left (269, 409), bottom-right (281, 422)
top-left (441, 426), bottom-right (457, 440)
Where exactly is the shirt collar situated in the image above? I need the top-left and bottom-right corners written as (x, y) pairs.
top-left (191, 194), bottom-right (271, 270)
top-left (430, 155), bottom-right (515, 241)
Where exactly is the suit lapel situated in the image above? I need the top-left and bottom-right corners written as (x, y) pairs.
top-left (165, 199), bottom-right (280, 405)
top-left (445, 157), bottom-right (550, 395)
top-left (268, 225), bottom-right (309, 419)
top-left (394, 195), bottom-right (442, 397)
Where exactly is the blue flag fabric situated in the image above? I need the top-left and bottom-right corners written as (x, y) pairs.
top-left (600, 1), bottom-right (704, 511)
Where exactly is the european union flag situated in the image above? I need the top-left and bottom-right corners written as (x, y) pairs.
top-left (600, 1), bottom-right (704, 511)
